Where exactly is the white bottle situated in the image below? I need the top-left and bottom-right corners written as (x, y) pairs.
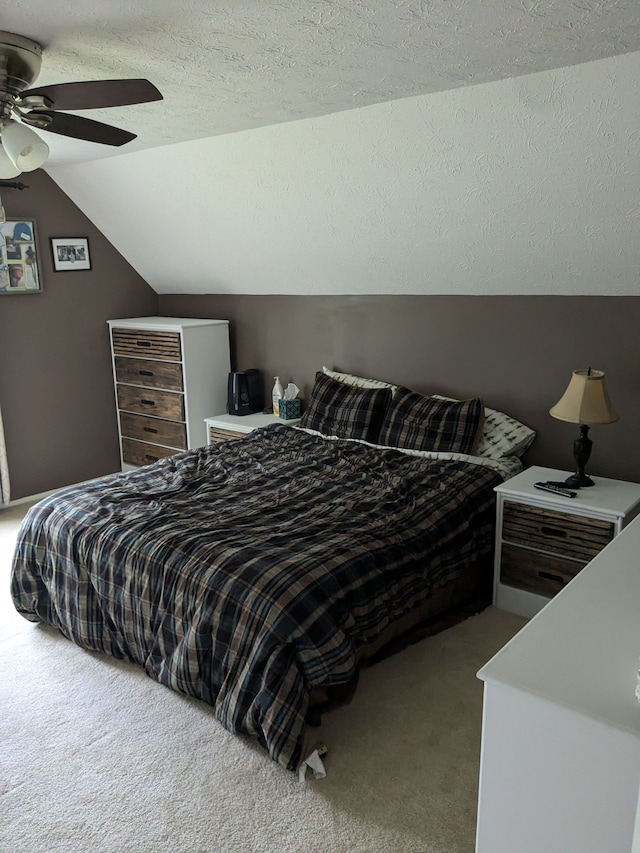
top-left (272, 376), bottom-right (284, 416)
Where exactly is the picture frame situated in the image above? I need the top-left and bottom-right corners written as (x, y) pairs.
top-left (50, 236), bottom-right (92, 272)
top-left (0, 219), bottom-right (41, 294)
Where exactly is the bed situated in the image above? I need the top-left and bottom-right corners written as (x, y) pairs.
top-left (10, 368), bottom-right (535, 775)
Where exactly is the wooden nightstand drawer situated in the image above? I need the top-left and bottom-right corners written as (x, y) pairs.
top-left (121, 438), bottom-right (177, 467)
top-left (208, 427), bottom-right (245, 443)
top-left (502, 501), bottom-right (614, 562)
top-left (111, 328), bottom-right (182, 360)
top-left (116, 384), bottom-right (185, 421)
top-left (119, 412), bottom-right (187, 450)
top-left (114, 356), bottom-right (183, 392)
top-left (205, 413), bottom-right (300, 445)
top-left (500, 543), bottom-right (586, 597)
top-left (494, 466), bottom-right (640, 618)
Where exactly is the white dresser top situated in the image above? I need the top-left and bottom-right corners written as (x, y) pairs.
top-left (478, 512), bottom-right (640, 736)
top-left (107, 316), bottom-right (228, 330)
top-left (496, 465), bottom-right (640, 521)
top-left (205, 412), bottom-right (300, 432)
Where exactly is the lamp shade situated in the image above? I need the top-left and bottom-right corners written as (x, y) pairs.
top-left (1, 120), bottom-right (49, 172)
top-left (0, 145), bottom-right (21, 178)
top-left (549, 369), bottom-right (618, 425)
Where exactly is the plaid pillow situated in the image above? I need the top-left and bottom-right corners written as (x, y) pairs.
top-left (299, 372), bottom-right (391, 443)
top-left (433, 395), bottom-right (536, 458)
top-left (378, 387), bottom-right (484, 454)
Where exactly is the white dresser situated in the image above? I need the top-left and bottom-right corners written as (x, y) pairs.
top-left (476, 513), bottom-right (640, 853)
top-left (108, 316), bottom-right (230, 470)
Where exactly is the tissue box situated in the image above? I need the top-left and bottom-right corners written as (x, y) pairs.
top-left (279, 399), bottom-right (301, 420)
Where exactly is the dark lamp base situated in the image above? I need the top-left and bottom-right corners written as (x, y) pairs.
top-left (564, 472), bottom-right (595, 489)
top-left (564, 424), bottom-right (596, 489)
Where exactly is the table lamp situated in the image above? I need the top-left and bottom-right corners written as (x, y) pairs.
top-left (549, 368), bottom-right (618, 488)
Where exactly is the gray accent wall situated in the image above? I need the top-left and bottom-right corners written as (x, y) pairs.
top-left (160, 293), bottom-right (640, 484)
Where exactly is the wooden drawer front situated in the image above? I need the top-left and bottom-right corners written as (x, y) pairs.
top-left (500, 543), bottom-right (586, 597)
top-left (121, 438), bottom-right (177, 467)
top-left (111, 328), bottom-right (182, 360)
top-left (502, 502), bottom-right (614, 562)
top-left (117, 384), bottom-right (185, 421)
top-left (209, 426), bottom-right (245, 443)
top-left (115, 356), bottom-right (183, 392)
top-left (120, 412), bottom-right (187, 450)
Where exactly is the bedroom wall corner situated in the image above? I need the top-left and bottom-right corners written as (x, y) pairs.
top-left (0, 170), bottom-right (158, 500)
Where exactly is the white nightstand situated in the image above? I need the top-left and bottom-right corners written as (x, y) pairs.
top-left (204, 412), bottom-right (301, 444)
top-left (494, 465), bottom-right (640, 618)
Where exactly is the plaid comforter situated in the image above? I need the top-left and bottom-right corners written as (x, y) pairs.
top-left (11, 425), bottom-right (502, 771)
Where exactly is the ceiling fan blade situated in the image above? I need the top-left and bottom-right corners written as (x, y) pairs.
top-left (24, 111), bottom-right (136, 146)
top-left (20, 79), bottom-right (162, 111)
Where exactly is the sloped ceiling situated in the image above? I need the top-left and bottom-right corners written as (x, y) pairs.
top-left (4, 2), bottom-right (640, 296)
top-left (3, 1), bottom-right (640, 166)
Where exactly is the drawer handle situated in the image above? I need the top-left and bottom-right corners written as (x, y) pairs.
top-left (145, 455), bottom-right (159, 463)
top-left (139, 370), bottom-right (154, 377)
top-left (136, 341), bottom-right (151, 347)
top-left (140, 399), bottom-right (155, 407)
top-left (143, 427), bottom-right (158, 434)
top-left (540, 526), bottom-right (567, 538)
top-left (538, 570), bottom-right (564, 583)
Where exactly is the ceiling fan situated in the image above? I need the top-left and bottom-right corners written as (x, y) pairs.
top-left (0, 30), bottom-right (163, 177)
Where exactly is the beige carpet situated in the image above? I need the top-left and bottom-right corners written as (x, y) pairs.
top-left (0, 502), bottom-right (526, 853)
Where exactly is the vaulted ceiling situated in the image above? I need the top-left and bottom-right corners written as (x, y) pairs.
top-left (2, 1), bottom-right (640, 168)
top-left (3, 2), bottom-right (639, 297)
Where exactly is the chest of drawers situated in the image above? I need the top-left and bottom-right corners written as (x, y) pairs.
top-left (108, 316), bottom-right (230, 470)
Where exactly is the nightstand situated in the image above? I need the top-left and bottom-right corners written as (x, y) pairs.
top-left (205, 412), bottom-right (301, 444)
top-left (494, 465), bottom-right (640, 618)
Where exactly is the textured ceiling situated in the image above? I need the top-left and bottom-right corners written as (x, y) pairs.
top-left (1, 1), bottom-right (639, 167)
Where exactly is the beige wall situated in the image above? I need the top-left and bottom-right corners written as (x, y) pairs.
top-left (160, 293), bottom-right (640, 484)
top-left (0, 170), bottom-right (157, 500)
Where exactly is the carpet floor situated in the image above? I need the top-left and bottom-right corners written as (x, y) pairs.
top-left (1, 502), bottom-right (526, 853)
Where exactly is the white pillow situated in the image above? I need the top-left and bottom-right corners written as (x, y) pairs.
top-left (322, 366), bottom-right (398, 395)
top-left (477, 409), bottom-right (536, 459)
top-left (433, 395), bottom-right (535, 459)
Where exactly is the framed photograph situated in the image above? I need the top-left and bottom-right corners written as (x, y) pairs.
top-left (50, 236), bottom-right (92, 272)
top-left (0, 219), bottom-right (41, 294)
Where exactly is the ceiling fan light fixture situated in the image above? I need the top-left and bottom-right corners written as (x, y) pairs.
top-left (2, 120), bottom-right (48, 171)
top-left (0, 143), bottom-right (22, 178)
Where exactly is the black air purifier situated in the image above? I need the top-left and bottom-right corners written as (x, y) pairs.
top-left (227, 369), bottom-right (265, 416)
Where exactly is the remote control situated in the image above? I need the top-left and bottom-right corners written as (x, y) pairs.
top-left (534, 482), bottom-right (577, 498)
